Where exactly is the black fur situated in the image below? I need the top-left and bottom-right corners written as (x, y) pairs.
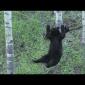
top-left (33, 24), bottom-right (69, 68)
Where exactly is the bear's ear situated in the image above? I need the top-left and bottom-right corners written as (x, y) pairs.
top-left (65, 25), bottom-right (69, 33)
top-left (61, 24), bottom-right (69, 33)
top-left (46, 24), bottom-right (50, 33)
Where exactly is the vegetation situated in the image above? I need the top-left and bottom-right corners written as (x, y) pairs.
top-left (0, 11), bottom-right (84, 74)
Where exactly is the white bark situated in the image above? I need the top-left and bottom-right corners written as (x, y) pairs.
top-left (54, 11), bottom-right (63, 27)
top-left (81, 11), bottom-right (85, 44)
top-left (4, 11), bottom-right (14, 74)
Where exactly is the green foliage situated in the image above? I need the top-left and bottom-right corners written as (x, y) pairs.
top-left (0, 11), bottom-right (84, 74)
top-left (0, 11), bottom-right (7, 74)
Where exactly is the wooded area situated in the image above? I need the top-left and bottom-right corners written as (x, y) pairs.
top-left (0, 11), bottom-right (85, 74)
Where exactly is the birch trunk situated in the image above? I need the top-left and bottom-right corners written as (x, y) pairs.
top-left (4, 11), bottom-right (14, 74)
top-left (54, 11), bottom-right (63, 27)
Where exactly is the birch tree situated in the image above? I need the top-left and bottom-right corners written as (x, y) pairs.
top-left (47, 11), bottom-right (63, 74)
top-left (54, 11), bottom-right (63, 27)
top-left (81, 11), bottom-right (85, 44)
top-left (4, 11), bottom-right (14, 74)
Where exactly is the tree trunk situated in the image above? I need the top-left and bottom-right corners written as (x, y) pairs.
top-left (47, 11), bottom-right (63, 74)
top-left (4, 11), bottom-right (14, 74)
top-left (54, 11), bottom-right (63, 27)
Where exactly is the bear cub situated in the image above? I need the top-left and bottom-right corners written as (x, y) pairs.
top-left (33, 24), bottom-right (69, 68)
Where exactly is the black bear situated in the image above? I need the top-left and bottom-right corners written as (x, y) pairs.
top-left (33, 24), bottom-right (69, 68)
